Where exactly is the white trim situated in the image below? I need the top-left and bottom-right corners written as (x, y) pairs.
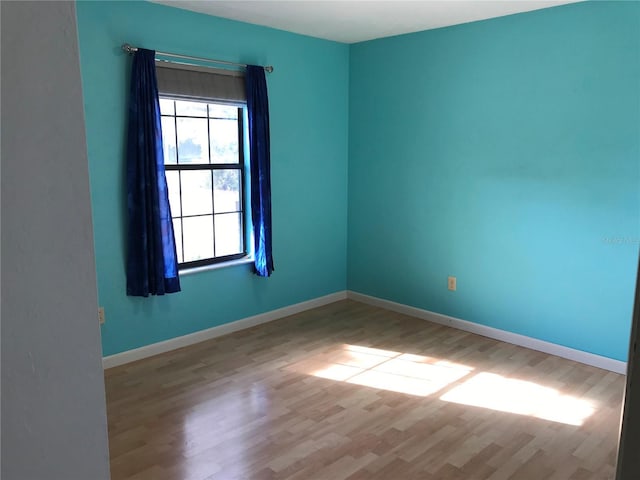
top-left (103, 291), bottom-right (347, 369)
top-left (179, 256), bottom-right (253, 276)
top-left (103, 288), bottom-right (627, 374)
top-left (347, 290), bottom-right (627, 374)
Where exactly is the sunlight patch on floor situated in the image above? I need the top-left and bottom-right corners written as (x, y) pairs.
top-left (297, 344), bottom-right (597, 426)
top-left (440, 372), bottom-right (595, 426)
top-left (302, 344), bottom-right (474, 397)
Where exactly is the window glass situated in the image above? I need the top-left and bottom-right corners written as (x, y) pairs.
top-left (214, 213), bottom-right (243, 257)
top-left (209, 104), bottom-right (238, 119)
top-left (210, 119), bottom-right (239, 164)
top-left (213, 170), bottom-right (240, 213)
top-left (160, 98), bottom-right (246, 268)
top-left (172, 219), bottom-right (183, 264)
top-left (161, 117), bottom-right (177, 164)
top-left (165, 170), bottom-right (181, 217)
top-left (177, 118), bottom-right (209, 164)
top-left (183, 216), bottom-right (214, 262)
top-left (159, 98), bottom-right (174, 115)
top-left (180, 170), bottom-right (213, 216)
top-left (175, 100), bottom-right (207, 117)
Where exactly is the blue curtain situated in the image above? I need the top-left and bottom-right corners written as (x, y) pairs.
top-left (126, 48), bottom-right (181, 296)
top-left (245, 65), bottom-right (274, 277)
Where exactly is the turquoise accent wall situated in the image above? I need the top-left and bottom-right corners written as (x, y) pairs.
top-left (76, 1), bottom-right (349, 356)
top-left (348, 1), bottom-right (640, 361)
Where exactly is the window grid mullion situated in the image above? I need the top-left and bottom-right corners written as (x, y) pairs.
top-left (168, 114), bottom-right (237, 121)
top-left (207, 104), bottom-right (217, 258)
top-left (237, 107), bottom-right (246, 254)
top-left (165, 163), bottom-right (241, 171)
top-left (173, 101), bottom-right (186, 264)
top-left (179, 211), bottom-right (242, 219)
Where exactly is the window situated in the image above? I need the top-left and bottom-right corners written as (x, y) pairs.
top-left (160, 97), bottom-right (247, 269)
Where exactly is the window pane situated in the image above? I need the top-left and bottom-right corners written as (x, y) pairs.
top-left (180, 170), bottom-right (212, 216)
top-left (165, 170), bottom-right (181, 217)
top-left (177, 118), bottom-right (209, 164)
top-left (159, 98), bottom-right (174, 115)
top-left (213, 170), bottom-right (240, 213)
top-left (161, 117), bottom-right (177, 164)
top-left (175, 100), bottom-right (207, 117)
top-left (210, 118), bottom-right (239, 164)
top-left (173, 219), bottom-right (183, 264)
top-left (183, 216), bottom-right (214, 262)
top-left (215, 213), bottom-right (242, 256)
top-left (209, 104), bottom-right (238, 119)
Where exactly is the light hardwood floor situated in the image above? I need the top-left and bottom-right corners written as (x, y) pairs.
top-left (105, 300), bottom-right (624, 480)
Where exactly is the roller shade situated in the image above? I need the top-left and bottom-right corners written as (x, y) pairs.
top-left (155, 61), bottom-right (246, 103)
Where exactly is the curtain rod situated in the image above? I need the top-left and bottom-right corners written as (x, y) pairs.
top-left (121, 44), bottom-right (274, 73)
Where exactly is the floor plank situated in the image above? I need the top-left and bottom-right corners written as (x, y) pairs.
top-left (105, 300), bottom-right (624, 479)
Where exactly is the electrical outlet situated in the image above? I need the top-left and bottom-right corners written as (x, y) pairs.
top-left (98, 307), bottom-right (105, 325)
top-left (448, 276), bottom-right (457, 291)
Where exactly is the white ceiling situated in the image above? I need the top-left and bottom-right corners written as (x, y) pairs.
top-left (152, 0), bottom-right (582, 44)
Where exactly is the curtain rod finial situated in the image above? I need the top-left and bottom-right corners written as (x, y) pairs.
top-left (122, 44), bottom-right (137, 55)
top-left (264, 66), bottom-right (274, 73)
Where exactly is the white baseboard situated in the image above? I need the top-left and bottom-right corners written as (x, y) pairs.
top-left (103, 291), bottom-right (348, 369)
top-left (347, 290), bottom-right (627, 374)
top-left (103, 289), bottom-right (627, 374)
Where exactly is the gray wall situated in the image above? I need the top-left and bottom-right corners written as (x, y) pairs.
top-left (1, 2), bottom-right (111, 479)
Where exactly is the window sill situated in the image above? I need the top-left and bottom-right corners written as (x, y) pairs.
top-left (179, 256), bottom-right (253, 276)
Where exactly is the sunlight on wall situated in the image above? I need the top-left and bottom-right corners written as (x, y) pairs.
top-left (294, 344), bottom-right (597, 426)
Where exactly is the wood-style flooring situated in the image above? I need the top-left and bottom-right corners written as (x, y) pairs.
top-left (105, 300), bottom-right (624, 480)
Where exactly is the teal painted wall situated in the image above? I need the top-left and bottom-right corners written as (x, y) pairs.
top-left (79, 1), bottom-right (638, 362)
top-left (348, 1), bottom-right (640, 361)
top-left (76, 1), bottom-right (349, 356)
